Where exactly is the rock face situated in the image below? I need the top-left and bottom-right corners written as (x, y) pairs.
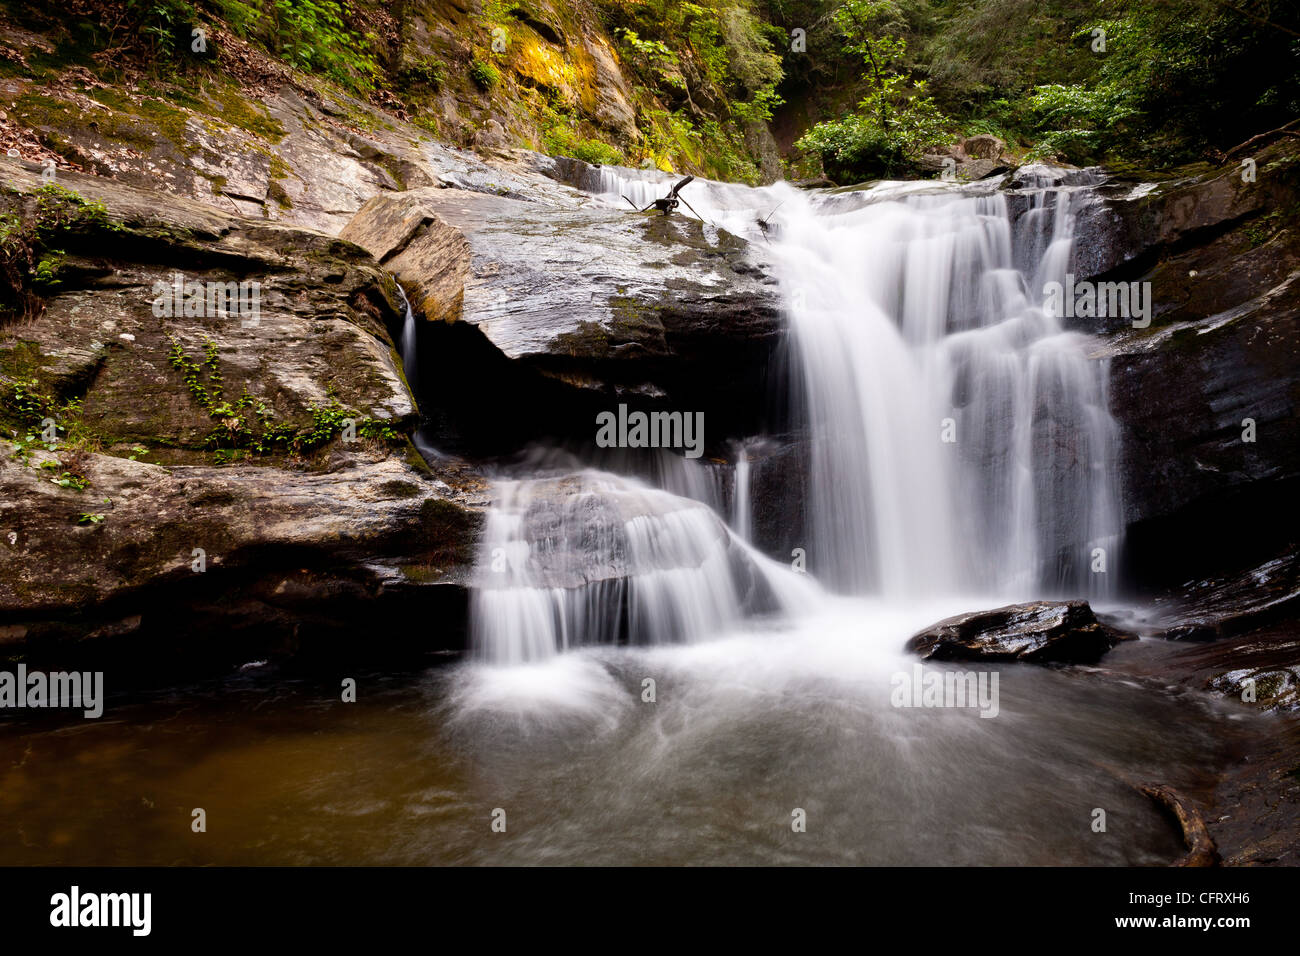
top-left (1075, 142), bottom-right (1300, 590)
top-left (341, 185), bottom-right (785, 451)
top-left (0, 161), bottom-right (486, 668)
top-left (0, 161), bottom-right (415, 451)
top-left (907, 601), bottom-right (1131, 663)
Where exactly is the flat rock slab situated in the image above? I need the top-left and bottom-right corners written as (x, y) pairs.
top-left (907, 600), bottom-right (1132, 663)
top-left (342, 186), bottom-right (784, 440)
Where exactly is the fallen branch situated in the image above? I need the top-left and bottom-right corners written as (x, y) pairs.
top-left (1139, 783), bottom-right (1219, 867)
top-left (1220, 118), bottom-right (1300, 163)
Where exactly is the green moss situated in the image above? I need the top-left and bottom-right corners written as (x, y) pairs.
top-left (267, 179), bottom-right (293, 210)
top-left (202, 84), bottom-right (286, 142)
top-left (399, 563), bottom-right (446, 583)
top-left (90, 88), bottom-right (198, 154)
top-left (403, 439), bottom-right (432, 475)
top-left (0, 341), bottom-right (50, 381)
top-left (10, 93), bottom-right (146, 152)
top-left (379, 479), bottom-right (424, 499)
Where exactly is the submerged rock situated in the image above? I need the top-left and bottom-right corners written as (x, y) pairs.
top-left (907, 600), bottom-right (1132, 663)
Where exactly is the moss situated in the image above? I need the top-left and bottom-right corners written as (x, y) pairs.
top-left (10, 93), bottom-right (146, 152)
top-left (202, 84), bottom-right (286, 143)
top-left (549, 318), bottom-right (612, 359)
top-left (403, 439), bottom-right (433, 475)
top-left (399, 563), bottom-right (446, 583)
top-left (90, 88), bottom-right (199, 154)
top-left (378, 478), bottom-right (424, 499)
top-left (267, 179), bottom-right (294, 210)
top-left (419, 496), bottom-right (477, 564)
top-left (0, 341), bottom-right (50, 381)
top-left (268, 154), bottom-right (292, 180)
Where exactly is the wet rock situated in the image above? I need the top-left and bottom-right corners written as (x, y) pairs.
top-left (1207, 666), bottom-right (1300, 713)
top-left (955, 158), bottom-right (1010, 181)
top-left (1088, 142), bottom-right (1300, 589)
top-left (341, 184), bottom-right (784, 447)
top-left (743, 434), bottom-right (810, 560)
top-left (907, 600), bottom-right (1132, 663)
top-left (1149, 549), bottom-right (1300, 641)
top-left (0, 161), bottom-right (414, 448)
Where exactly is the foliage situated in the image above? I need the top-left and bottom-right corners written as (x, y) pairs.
top-left (541, 107), bottom-right (626, 165)
top-left (1, 185), bottom-right (122, 320)
top-left (918, 0), bottom-right (1299, 166)
top-left (127, 0), bottom-right (199, 59)
top-left (795, 0), bottom-right (951, 179)
top-left (123, 0), bottom-right (381, 93)
top-left (265, 0), bottom-right (380, 92)
top-left (469, 59), bottom-right (501, 91)
top-left (617, 29), bottom-right (684, 91)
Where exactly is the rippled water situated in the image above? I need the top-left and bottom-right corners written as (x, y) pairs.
top-left (0, 601), bottom-right (1248, 865)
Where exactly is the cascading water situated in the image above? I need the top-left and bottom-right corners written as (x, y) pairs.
top-left (469, 469), bottom-right (817, 664)
top-left (730, 438), bottom-right (754, 543)
top-left (395, 283), bottom-right (419, 394)
top-left (469, 164), bottom-right (1124, 665)
top-left (775, 178), bottom-right (1122, 599)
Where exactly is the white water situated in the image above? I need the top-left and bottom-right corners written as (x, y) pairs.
top-left (469, 164), bottom-right (1124, 664)
top-left (395, 283), bottom-right (419, 394)
top-left (469, 469), bottom-right (818, 664)
top-left (730, 438), bottom-right (754, 543)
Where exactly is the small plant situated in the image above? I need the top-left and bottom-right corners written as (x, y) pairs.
top-left (76, 512), bottom-right (105, 525)
top-left (400, 55), bottom-right (446, 90)
top-left (469, 59), bottom-right (500, 91)
top-left (50, 471), bottom-right (90, 491)
top-left (3, 377), bottom-right (50, 426)
top-left (126, 0), bottom-right (198, 59)
top-left (32, 252), bottom-right (65, 289)
top-left (165, 340), bottom-right (401, 458)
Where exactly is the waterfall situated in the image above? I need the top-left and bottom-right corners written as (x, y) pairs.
top-left (468, 164), bottom-right (1124, 665)
top-left (731, 440), bottom-right (753, 543)
top-left (469, 470), bottom-right (817, 664)
top-left (395, 282), bottom-right (419, 394)
top-left (774, 176), bottom-right (1122, 598)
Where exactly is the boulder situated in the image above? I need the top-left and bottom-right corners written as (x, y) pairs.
top-left (1148, 549), bottom-right (1300, 641)
top-left (471, 118), bottom-right (510, 156)
top-left (907, 600), bottom-right (1132, 663)
top-left (962, 134), bottom-right (1005, 160)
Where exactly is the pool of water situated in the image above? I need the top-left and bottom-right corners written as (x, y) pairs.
top-left (0, 599), bottom-right (1250, 865)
